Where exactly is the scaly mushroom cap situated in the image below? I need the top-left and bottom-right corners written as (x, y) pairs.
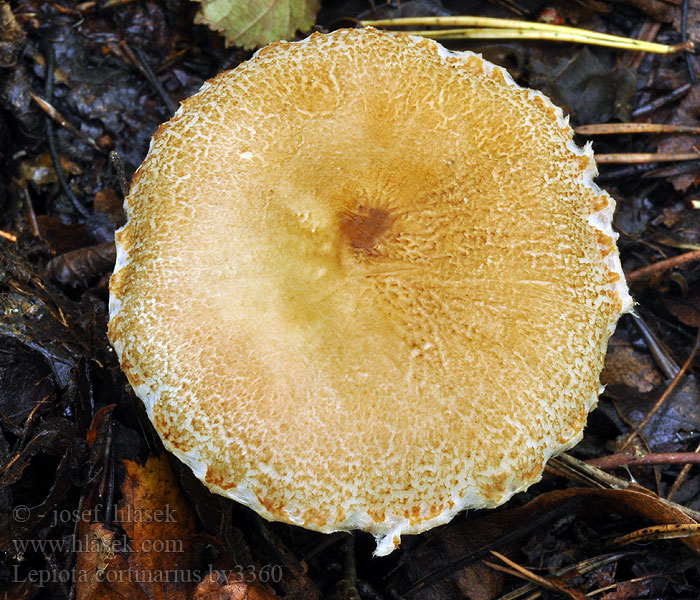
top-left (109, 28), bottom-right (632, 555)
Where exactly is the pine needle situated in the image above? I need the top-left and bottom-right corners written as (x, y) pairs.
top-left (360, 16), bottom-right (692, 54)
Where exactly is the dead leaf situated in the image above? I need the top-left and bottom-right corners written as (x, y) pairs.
top-left (613, 375), bottom-right (700, 454)
top-left (528, 47), bottom-right (636, 123)
top-left (74, 454), bottom-right (198, 600)
top-left (601, 341), bottom-right (663, 393)
top-left (94, 188), bottom-right (125, 225)
top-left (73, 454), bottom-right (283, 600)
top-left (117, 454), bottom-right (198, 600)
top-left (36, 215), bottom-right (87, 255)
top-left (193, 571), bottom-right (280, 600)
top-left (0, 1), bottom-right (25, 68)
top-left (662, 293), bottom-right (700, 327)
top-left (616, 0), bottom-right (670, 22)
top-left (75, 521), bottom-right (145, 600)
top-left (600, 579), bottom-right (651, 600)
top-left (44, 242), bottom-right (116, 287)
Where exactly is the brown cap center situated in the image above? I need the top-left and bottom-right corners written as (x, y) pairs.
top-left (339, 205), bottom-right (394, 254)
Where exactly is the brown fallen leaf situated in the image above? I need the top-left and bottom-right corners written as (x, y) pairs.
top-left (44, 242), bottom-right (116, 287)
top-left (75, 521), bottom-right (146, 600)
top-left (36, 215), bottom-right (87, 254)
top-left (601, 340), bottom-right (663, 394)
top-left (193, 571), bottom-right (279, 600)
top-left (74, 452), bottom-right (289, 599)
top-left (75, 454), bottom-right (202, 600)
top-left (115, 453), bottom-right (199, 600)
top-left (662, 293), bottom-right (700, 327)
top-left (600, 579), bottom-right (652, 600)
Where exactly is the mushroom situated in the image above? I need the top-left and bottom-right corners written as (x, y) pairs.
top-left (109, 27), bottom-right (633, 556)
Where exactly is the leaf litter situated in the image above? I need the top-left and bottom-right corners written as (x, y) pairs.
top-left (2, 0), bottom-right (700, 598)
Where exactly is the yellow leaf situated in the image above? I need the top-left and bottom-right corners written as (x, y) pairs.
top-left (193, 0), bottom-right (320, 49)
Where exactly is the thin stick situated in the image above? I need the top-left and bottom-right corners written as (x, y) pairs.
top-left (109, 151), bottom-right (130, 198)
top-left (576, 122), bottom-right (700, 135)
top-left (20, 183), bottom-right (41, 238)
top-left (626, 248), bottom-right (700, 281)
top-left (626, 22), bottom-right (661, 71)
top-left (42, 43), bottom-right (90, 219)
top-left (487, 552), bottom-right (582, 600)
top-left (496, 553), bottom-right (633, 600)
top-left (596, 152), bottom-right (700, 163)
top-left (487, 552), bottom-right (560, 593)
top-left (587, 452), bottom-right (700, 469)
top-left (551, 453), bottom-right (627, 490)
top-left (632, 83), bottom-right (692, 118)
top-left (31, 92), bottom-right (103, 152)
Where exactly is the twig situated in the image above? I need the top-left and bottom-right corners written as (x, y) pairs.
top-left (495, 552), bottom-right (635, 600)
top-left (549, 453), bottom-right (627, 489)
top-left (389, 27), bottom-right (687, 51)
top-left (102, 0), bottom-right (136, 6)
top-left (624, 22), bottom-right (661, 71)
top-left (587, 574), bottom-right (664, 597)
top-left (20, 183), bottom-right (41, 238)
top-left (134, 45), bottom-right (178, 114)
top-left (122, 43), bottom-right (177, 114)
top-left (626, 249), bottom-right (700, 282)
top-left (336, 536), bottom-right (361, 600)
top-left (42, 43), bottom-right (89, 219)
top-left (576, 122), bottom-right (700, 135)
top-left (632, 83), bottom-right (691, 117)
top-left (597, 164), bottom-right (659, 180)
top-left (587, 452), bottom-right (700, 469)
top-left (30, 92), bottom-right (103, 153)
top-left (486, 551), bottom-right (584, 599)
top-left (596, 152), bottom-right (700, 163)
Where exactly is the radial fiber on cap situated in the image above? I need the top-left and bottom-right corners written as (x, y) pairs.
top-left (109, 28), bottom-right (632, 556)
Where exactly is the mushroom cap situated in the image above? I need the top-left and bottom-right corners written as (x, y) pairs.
top-left (109, 28), bottom-right (632, 555)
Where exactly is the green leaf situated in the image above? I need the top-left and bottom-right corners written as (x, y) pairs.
top-left (194, 0), bottom-right (321, 49)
